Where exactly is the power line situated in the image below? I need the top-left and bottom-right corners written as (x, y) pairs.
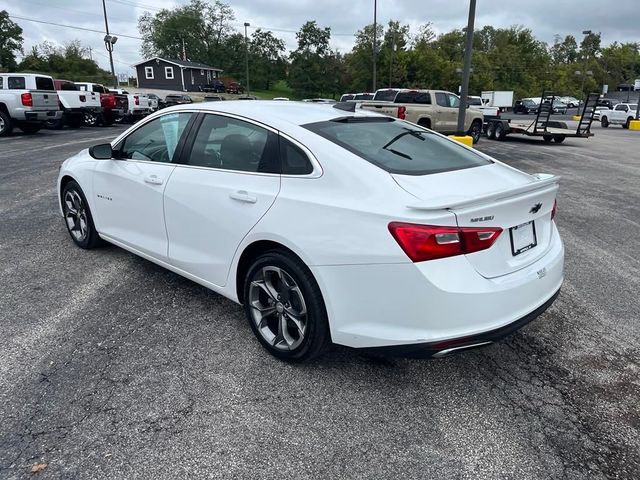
top-left (8, 14), bottom-right (143, 40)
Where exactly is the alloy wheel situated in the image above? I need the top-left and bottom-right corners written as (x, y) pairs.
top-left (0, 116), bottom-right (5, 133)
top-left (84, 112), bottom-right (97, 127)
top-left (248, 266), bottom-right (307, 351)
top-left (64, 190), bottom-right (88, 242)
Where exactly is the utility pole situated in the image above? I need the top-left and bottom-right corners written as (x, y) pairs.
top-left (372, 0), bottom-right (377, 92)
top-left (244, 22), bottom-right (250, 96)
top-left (182, 38), bottom-right (186, 61)
top-left (580, 30), bottom-right (592, 102)
top-left (388, 30), bottom-right (395, 88)
top-left (456, 0), bottom-right (476, 136)
top-left (102, 0), bottom-right (118, 88)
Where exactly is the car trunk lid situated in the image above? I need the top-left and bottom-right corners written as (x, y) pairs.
top-left (393, 164), bottom-right (559, 278)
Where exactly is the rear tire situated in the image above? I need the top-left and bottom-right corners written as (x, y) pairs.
top-left (61, 180), bottom-right (104, 249)
top-left (486, 121), bottom-right (496, 140)
top-left (468, 120), bottom-right (482, 144)
top-left (0, 110), bottom-right (13, 137)
top-left (243, 251), bottom-right (331, 362)
top-left (553, 136), bottom-right (566, 143)
top-left (495, 122), bottom-right (506, 141)
top-left (19, 123), bottom-right (42, 134)
top-left (46, 115), bottom-right (65, 130)
top-left (543, 135), bottom-right (553, 143)
top-left (601, 116), bottom-right (609, 128)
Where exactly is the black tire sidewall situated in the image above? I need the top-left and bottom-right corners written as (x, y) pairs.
top-left (601, 117), bottom-right (608, 127)
top-left (0, 110), bottom-right (12, 136)
top-left (61, 181), bottom-right (101, 249)
top-left (243, 251), bottom-right (331, 361)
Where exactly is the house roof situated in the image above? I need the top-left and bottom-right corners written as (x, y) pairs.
top-left (133, 57), bottom-right (222, 71)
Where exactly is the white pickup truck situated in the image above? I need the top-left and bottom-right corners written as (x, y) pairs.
top-left (0, 73), bottom-right (62, 136)
top-left (109, 88), bottom-right (151, 122)
top-left (46, 79), bottom-right (102, 129)
top-left (599, 103), bottom-right (639, 128)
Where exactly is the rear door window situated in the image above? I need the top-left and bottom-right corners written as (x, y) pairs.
top-left (304, 118), bottom-right (491, 176)
top-left (35, 76), bottom-right (55, 90)
top-left (8, 77), bottom-right (25, 89)
top-left (435, 92), bottom-right (448, 107)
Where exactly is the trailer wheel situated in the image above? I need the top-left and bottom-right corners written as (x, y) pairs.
top-left (543, 135), bottom-right (553, 143)
top-left (495, 122), bottom-right (506, 141)
top-left (486, 122), bottom-right (496, 140)
top-left (553, 136), bottom-right (566, 143)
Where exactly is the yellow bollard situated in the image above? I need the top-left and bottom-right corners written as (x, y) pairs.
top-left (448, 135), bottom-right (474, 147)
top-left (572, 115), bottom-right (581, 121)
top-left (629, 120), bottom-right (640, 130)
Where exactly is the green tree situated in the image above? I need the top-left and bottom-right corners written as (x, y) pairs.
top-left (0, 10), bottom-right (23, 71)
top-left (249, 29), bottom-right (286, 90)
top-left (288, 21), bottom-right (332, 97)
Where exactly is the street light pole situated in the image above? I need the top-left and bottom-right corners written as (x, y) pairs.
top-left (244, 22), bottom-right (250, 96)
top-left (456, 0), bottom-right (477, 136)
top-left (102, 0), bottom-right (117, 88)
top-left (580, 30), bottom-right (592, 102)
top-left (372, 0), bottom-right (377, 92)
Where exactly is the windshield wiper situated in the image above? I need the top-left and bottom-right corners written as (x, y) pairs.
top-left (385, 147), bottom-right (412, 160)
top-left (381, 129), bottom-right (425, 150)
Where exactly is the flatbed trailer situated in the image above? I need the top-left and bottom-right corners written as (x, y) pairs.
top-left (484, 91), bottom-right (599, 144)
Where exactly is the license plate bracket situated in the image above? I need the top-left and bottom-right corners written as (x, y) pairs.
top-left (509, 221), bottom-right (537, 256)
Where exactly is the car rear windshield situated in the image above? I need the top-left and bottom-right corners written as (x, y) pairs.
top-left (373, 89), bottom-right (399, 102)
top-left (353, 93), bottom-right (374, 101)
top-left (304, 118), bottom-right (491, 176)
top-left (36, 76), bottom-right (55, 90)
top-left (340, 94), bottom-right (355, 102)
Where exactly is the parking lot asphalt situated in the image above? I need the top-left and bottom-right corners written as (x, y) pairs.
top-left (1, 122), bottom-right (638, 479)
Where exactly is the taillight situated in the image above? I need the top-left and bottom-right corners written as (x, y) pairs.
top-left (134, 95), bottom-right (139, 105)
top-left (21, 93), bottom-right (33, 107)
top-left (551, 199), bottom-right (557, 221)
top-left (397, 106), bottom-right (406, 120)
top-left (388, 222), bottom-right (503, 262)
top-left (79, 95), bottom-right (86, 102)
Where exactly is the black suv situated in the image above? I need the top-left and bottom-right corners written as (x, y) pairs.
top-left (513, 99), bottom-right (539, 114)
top-left (596, 98), bottom-right (620, 109)
top-left (200, 80), bottom-right (226, 93)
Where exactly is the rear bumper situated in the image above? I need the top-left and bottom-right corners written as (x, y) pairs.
top-left (130, 108), bottom-right (150, 116)
top-left (361, 288), bottom-right (560, 358)
top-left (311, 224), bottom-right (564, 349)
top-left (23, 110), bottom-right (63, 122)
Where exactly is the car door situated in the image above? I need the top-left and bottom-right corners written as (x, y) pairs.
top-left (612, 104), bottom-right (628, 124)
top-left (163, 112), bottom-right (281, 287)
top-left (433, 92), bottom-right (457, 132)
top-left (92, 111), bottom-right (195, 260)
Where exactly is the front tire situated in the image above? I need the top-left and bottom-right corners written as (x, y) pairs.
top-left (61, 181), bottom-right (104, 249)
top-left (244, 251), bottom-right (331, 362)
top-left (601, 116), bottom-right (609, 128)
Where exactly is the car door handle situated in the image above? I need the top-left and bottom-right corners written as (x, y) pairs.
top-left (229, 190), bottom-right (257, 203)
top-left (144, 174), bottom-right (163, 185)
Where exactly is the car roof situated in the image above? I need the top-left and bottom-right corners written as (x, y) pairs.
top-left (162, 100), bottom-right (384, 127)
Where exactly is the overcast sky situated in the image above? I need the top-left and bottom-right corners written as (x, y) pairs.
top-left (2, 0), bottom-right (639, 76)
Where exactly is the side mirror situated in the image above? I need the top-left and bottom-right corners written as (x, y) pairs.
top-left (89, 143), bottom-right (114, 160)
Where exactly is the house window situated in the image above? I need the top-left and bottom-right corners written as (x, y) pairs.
top-left (144, 66), bottom-right (154, 79)
top-left (165, 66), bottom-right (174, 80)
top-left (200, 69), bottom-right (204, 75)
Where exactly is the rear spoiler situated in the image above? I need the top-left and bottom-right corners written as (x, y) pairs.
top-left (407, 173), bottom-right (559, 211)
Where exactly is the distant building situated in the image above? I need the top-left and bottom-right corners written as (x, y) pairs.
top-left (133, 57), bottom-right (222, 92)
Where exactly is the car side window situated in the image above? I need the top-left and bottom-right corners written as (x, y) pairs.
top-left (0, 77), bottom-right (3, 89)
top-left (280, 137), bottom-right (313, 175)
top-left (119, 112), bottom-right (193, 163)
top-left (186, 114), bottom-right (279, 173)
top-left (435, 92), bottom-right (448, 107)
top-left (447, 94), bottom-right (460, 108)
top-left (8, 77), bottom-right (25, 89)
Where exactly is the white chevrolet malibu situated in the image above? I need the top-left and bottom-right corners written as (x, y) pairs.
top-left (57, 101), bottom-right (563, 361)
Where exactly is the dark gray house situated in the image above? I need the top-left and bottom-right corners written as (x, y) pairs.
top-left (134, 57), bottom-right (223, 92)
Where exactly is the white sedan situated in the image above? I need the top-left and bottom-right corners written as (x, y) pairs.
top-left (57, 101), bottom-right (564, 361)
